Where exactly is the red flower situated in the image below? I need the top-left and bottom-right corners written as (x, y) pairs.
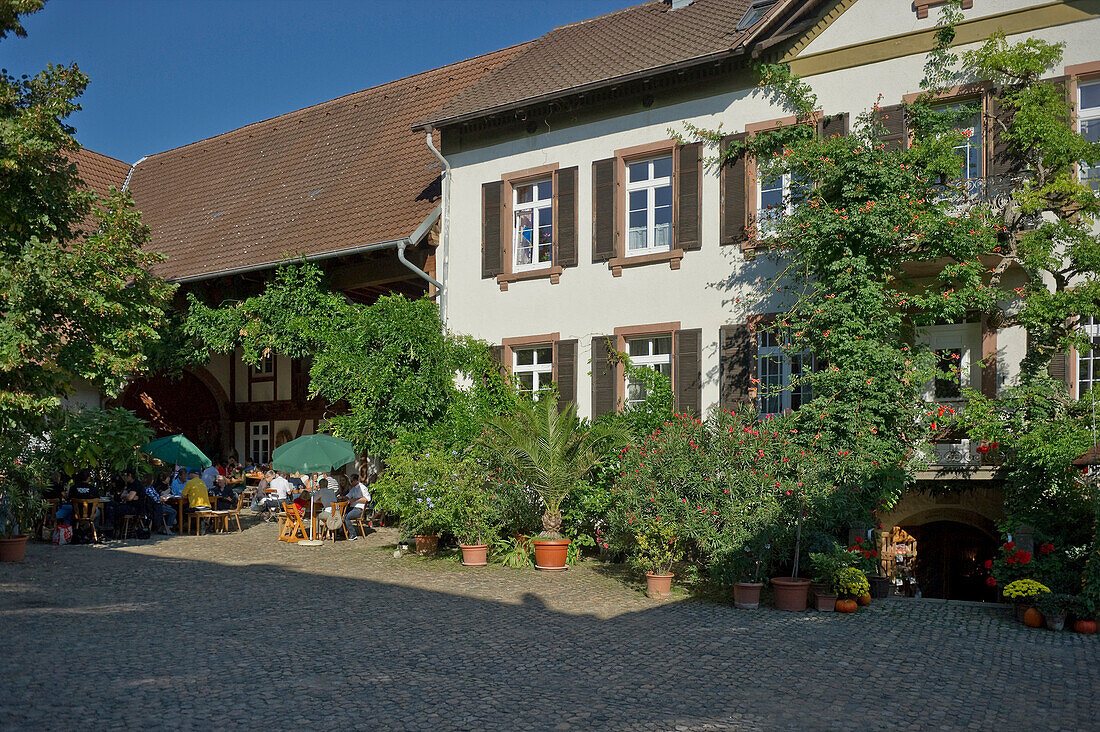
top-left (1016, 551), bottom-right (1032, 565)
top-left (1006, 556), bottom-right (1017, 565)
top-left (1003, 541), bottom-right (1015, 551)
top-left (976, 445), bottom-right (989, 454)
top-left (986, 576), bottom-right (997, 587)
top-left (983, 559), bottom-right (993, 570)
top-left (855, 536), bottom-right (864, 545)
top-left (1039, 542), bottom-right (1054, 555)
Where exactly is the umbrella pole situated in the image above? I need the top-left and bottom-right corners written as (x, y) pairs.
top-left (299, 490), bottom-right (323, 547)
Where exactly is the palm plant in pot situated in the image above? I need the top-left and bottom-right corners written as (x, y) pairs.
top-left (632, 515), bottom-right (682, 599)
top-left (483, 396), bottom-right (627, 571)
top-left (0, 466), bottom-right (47, 562)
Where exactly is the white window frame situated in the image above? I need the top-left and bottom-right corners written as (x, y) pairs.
top-left (251, 423), bottom-right (270, 464)
top-left (625, 335), bottom-right (672, 406)
top-left (757, 167), bottom-right (797, 238)
top-left (917, 323), bottom-right (981, 402)
top-left (1077, 316), bottom-right (1100, 398)
top-left (513, 346), bottom-right (554, 399)
top-left (512, 179), bottom-right (553, 272)
top-left (253, 354), bottom-right (274, 376)
top-left (756, 331), bottom-right (813, 416)
top-left (933, 102), bottom-right (983, 195)
top-left (1078, 80), bottom-right (1100, 193)
top-left (625, 156), bottom-right (673, 256)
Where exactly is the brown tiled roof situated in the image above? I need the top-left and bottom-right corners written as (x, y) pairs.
top-left (425, 0), bottom-right (794, 128)
top-left (119, 44), bottom-right (525, 281)
top-left (70, 147), bottom-right (130, 196)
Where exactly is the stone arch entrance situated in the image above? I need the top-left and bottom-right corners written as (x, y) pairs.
top-left (878, 486), bottom-right (1003, 601)
top-left (119, 368), bottom-right (231, 460)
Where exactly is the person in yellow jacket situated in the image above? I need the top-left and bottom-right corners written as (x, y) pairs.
top-left (182, 470), bottom-right (212, 511)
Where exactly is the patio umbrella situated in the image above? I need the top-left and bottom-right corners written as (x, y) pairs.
top-left (272, 433), bottom-right (355, 473)
top-left (272, 433), bottom-right (355, 546)
top-left (142, 434), bottom-right (212, 470)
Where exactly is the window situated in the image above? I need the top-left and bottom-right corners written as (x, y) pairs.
top-left (626, 156), bottom-right (673, 255)
top-left (757, 164), bottom-right (805, 237)
top-left (626, 335), bottom-right (672, 405)
top-left (917, 323), bottom-right (978, 402)
top-left (934, 348), bottom-right (964, 399)
top-left (933, 103), bottom-right (983, 195)
top-left (253, 354), bottom-right (273, 376)
top-left (513, 346), bottom-right (553, 398)
top-left (1078, 316), bottom-right (1100, 397)
top-left (737, 0), bottom-right (777, 30)
top-left (756, 331), bottom-right (813, 416)
top-left (513, 180), bottom-right (553, 270)
top-left (1079, 81), bottom-right (1100, 193)
top-left (251, 423), bottom-right (270, 464)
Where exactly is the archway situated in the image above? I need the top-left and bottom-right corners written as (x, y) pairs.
top-left (120, 370), bottom-right (227, 461)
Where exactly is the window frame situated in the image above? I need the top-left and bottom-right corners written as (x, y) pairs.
top-left (512, 344), bottom-right (555, 399)
top-left (1078, 79), bottom-right (1100, 193)
top-left (250, 422), bottom-right (271, 465)
top-left (511, 178), bottom-right (554, 273)
top-left (755, 329), bottom-right (814, 417)
top-left (930, 99), bottom-right (984, 195)
top-left (624, 334), bottom-right (673, 407)
top-left (496, 163), bottom-right (563, 290)
top-left (613, 322), bottom-right (681, 411)
top-left (624, 155), bottom-right (674, 257)
top-left (502, 333), bottom-right (560, 399)
top-left (916, 322), bottom-right (981, 403)
top-left (1077, 316), bottom-right (1100, 399)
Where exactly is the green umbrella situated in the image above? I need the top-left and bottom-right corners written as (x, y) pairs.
top-left (142, 434), bottom-right (212, 470)
top-left (272, 433), bottom-right (356, 473)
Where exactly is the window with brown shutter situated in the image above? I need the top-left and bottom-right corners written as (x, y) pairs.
top-left (675, 142), bottom-right (702, 252)
top-left (553, 339), bottom-right (578, 411)
top-left (590, 335), bottom-right (617, 418)
top-left (592, 158), bottom-right (617, 263)
top-left (482, 181), bottom-right (504, 278)
top-left (554, 167), bottom-right (578, 268)
top-left (874, 104), bottom-right (909, 150)
top-left (495, 164), bottom-right (564, 290)
top-left (720, 133), bottom-right (749, 248)
top-left (817, 112), bottom-right (849, 138)
top-left (719, 324), bottom-right (755, 409)
top-left (674, 328), bottom-right (702, 416)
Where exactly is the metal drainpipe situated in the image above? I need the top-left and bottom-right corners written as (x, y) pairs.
top-left (425, 128), bottom-right (451, 323)
top-left (397, 239), bottom-right (443, 292)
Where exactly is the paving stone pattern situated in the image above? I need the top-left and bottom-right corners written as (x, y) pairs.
top-left (1, 522), bottom-right (1096, 731)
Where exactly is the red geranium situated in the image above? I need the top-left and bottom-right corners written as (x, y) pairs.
top-left (986, 576), bottom-right (997, 587)
top-left (1039, 542), bottom-right (1054, 555)
top-left (1016, 550), bottom-right (1032, 565)
top-left (983, 559), bottom-right (993, 570)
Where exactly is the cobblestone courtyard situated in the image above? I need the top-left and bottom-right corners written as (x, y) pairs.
top-left (1, 522), bottom-right (1096, 731)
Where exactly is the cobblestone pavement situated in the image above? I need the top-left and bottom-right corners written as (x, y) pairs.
top-left (1, 521), bottom-right (1097, 731)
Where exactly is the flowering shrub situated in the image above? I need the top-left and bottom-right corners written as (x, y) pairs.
top-left (632, 515), bottom-right (682, 575)
top-left (1002, 579), bottom-right (1051, 601)
top-left (846, 536), bottom-right (880, 575)
top-left (833, 567), bottom-right (870, 598)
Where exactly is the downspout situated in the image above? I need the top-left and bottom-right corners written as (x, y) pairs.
top-left (397, 205), bottom-right (443, 292)
top-left (424, 128), bottom-right (451, 323)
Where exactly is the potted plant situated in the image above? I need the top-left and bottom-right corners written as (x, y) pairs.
top-left (771, 474), bottom-right (811, 612)
top-left (808, 550), bottom-right (844, 613)
top-left (450, 472), bottom-right (498, 568)
top-left (1002, 579), bottom-right (1051, 626)
top-left (1035, 593), bottom-right (1072, 631)
top-left (833, 567), bottom-right (870, 614)
top-left (483, 397), bottom-right (626, 571)
top-left (632, 515), bottom-right (681, 599)
top-left (372, 448), bottom-right (463, 556)
top-left (733, 542), bottom-right (769, 610)
top-left (0, 470), bottom-right (47, 562)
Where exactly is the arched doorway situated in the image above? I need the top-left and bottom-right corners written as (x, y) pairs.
top-left (120, 370), bottom-right (227, 461)
top-left (899, 519), bottom-right (998, 601)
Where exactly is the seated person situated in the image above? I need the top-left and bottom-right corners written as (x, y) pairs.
top-left (112, 470), bottom-right (145, 530)
top-left (254, 470), bottom-right (289, 516)
top-left (181, 470), bottom-right (212, 512)
top-left (42, 472), bottom-right (67, 502)
top-left (315, 477), bottom-right (338, 520)
top-left (143, 479), bottom-right (176, 535)
top-left (69, 470), bottom-right (99, 503)
top-left (169, 468), bottom-right (188, 497)
top-left (210, 476), bottom-right (237, 510)
top-left (343, 473), bottom-right (372, 541)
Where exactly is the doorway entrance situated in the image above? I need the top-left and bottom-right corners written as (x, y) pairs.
top-left (898, 520), bottom-right (998, 601)
top-left (120, 370), bottom-right (227, 460)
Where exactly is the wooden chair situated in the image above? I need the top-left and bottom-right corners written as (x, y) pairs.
top-left (216, 492), bottom-right (247, 533)
top-left (186, 509), bottom-right (215, 535)
top-left (72, 499), bottom-right (99, 543)
top-left (319, 500), bottom-right (348, 542)
top-left (118, 510), bottom-right (151, 539)
top-left (278, 502), bottom-right (307, 543)
top-left (350, 502), bottom-right (373, 538)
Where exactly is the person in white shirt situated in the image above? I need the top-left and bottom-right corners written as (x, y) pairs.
top-left (343, 472), bottom-right (372, 541)
top-left (201, 463), bottom-right (221, 492)
top-left (255, 470), bottom-right (291, 518)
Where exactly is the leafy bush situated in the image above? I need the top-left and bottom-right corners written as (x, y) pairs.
top-left (48, 408), bottom-right (153, 478)
top-left (631, 515), bottom-right (682, 575)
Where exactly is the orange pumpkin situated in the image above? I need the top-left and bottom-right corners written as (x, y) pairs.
top-left (857, 594), bottom-right (872, 606)
top-left (835, 598), bottom-right (858, 613)
top-left (1075, 619), bottom-right (1097, 635)
top-left (1023, 607), bottom-right (1044, 628)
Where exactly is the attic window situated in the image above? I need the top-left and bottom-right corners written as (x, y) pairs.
top-left (736, 0), bottom-right (777, 31)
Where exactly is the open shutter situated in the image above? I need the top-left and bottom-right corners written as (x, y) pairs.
top-left (674, 328), bottom-right (702, 416)
top-left (554, 167), bottom-right (578, 268)
top-left (482, 181), bottom-right (504, 278)
top-left (554, 339), bottom-right (578, 411)
top-left (590, 336), bottom-right (617, 418)
top-left (720, 133), bottom-right (749, 247)
top-left (719, 324), bottom-right (756, 410)
top-left (986, 88), bottom-right (1022, 185)
top-left (592, 158), bottom-right (617, 262)
top-left (675, 143), bottom-right (702, 251)
top-left (1049, 350), bottom-right (1070, 390)
top-left (874, 104), bottom-right (908, 150)
top-left (818, 112), bottom-right (849, 138)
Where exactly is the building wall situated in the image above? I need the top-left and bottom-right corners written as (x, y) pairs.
top-left (441, 11), bottom-right (1100, 419)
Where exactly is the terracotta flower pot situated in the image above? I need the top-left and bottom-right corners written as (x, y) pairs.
top-left (459, 544), bottom-right (488, 567)
top-left (771, 577), bottom-right (811, 612)
top-left (815, 592), bottom-right (837, 612)
top-left (0, 535), bottom-right (28, 563)
top-left (1074, 619), bottom-right (1096, 634)
top-left (869, 575), bottom-right (892, 599)
top-left (645, 571), bottom-right (674, 599)
top-left (1023, 607), bottom-right (1044, 628)
top-left (414, 534), bottom-right (439, 556)
top-left (809, 582), bottom-right (831, 605)
top-left (734, 582), bottom-right (763, 609)
top-left (532, 539), bottom-right (570, 571)
top-left (1045, 613), bottom-right (1066, 632)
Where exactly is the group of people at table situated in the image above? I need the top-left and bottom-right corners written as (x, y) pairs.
top-left (47, 456), bottom-right (374, 539)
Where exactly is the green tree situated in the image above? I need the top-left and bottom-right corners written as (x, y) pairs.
top-left (0, 0), bottom-right (174, 463)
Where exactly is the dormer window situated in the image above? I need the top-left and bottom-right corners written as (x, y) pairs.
top-left (737, 0), bottom-right (777, 31)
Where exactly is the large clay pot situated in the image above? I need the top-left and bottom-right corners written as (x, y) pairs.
top-left (734, 582), bottom-right (763, 609)
top-left (869, 575), bottom-right (892, 599)
top-left (459, 544), bottom-right (488, 567)
top-left (414, 534), bottom-right (439, 556)
top-left (1074, 619), bottom-right (1096, 635)
top-left (1045, 613), bottom-right (1066, 632)
top-left (815, 592), bottom-right (838, 612)
top-left (0, 535), bottom-right (28, 562)
top-left (1023, 607), bottom-right (1044, 628)
top-left (645, 572), bottom-right (674, 599)
top-left (771, 577), bottom-right (811, 612)
top-left (532, 539), bottom-right (570, 571)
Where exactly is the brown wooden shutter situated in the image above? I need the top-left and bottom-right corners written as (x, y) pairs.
top-left (719, 324), bottom-right (756, 410)
top-left (592, 158), bottom-right (617, 262)
top-left (482, 181), bottom-right (504, 278)
top-left (986, 88), bottom-right (1022, 184)
top-left (720, 133), bottom-right (749, 247)
top-left (1049, 350), bottom-right (1070, 388)
top-left (818, 112), bottom-right (849, 138)
top-left (554, 167), bottom-right (578, 268)
top-left (591, 336), bottom-right (617, 417)
top-left (674, 328), bottom-right (702, 416)
top-left (675, 143), bottom-right (702, 251)
top-left (874, 104), bottom-right (908, 150)
top-left (553, 339), bottom-right (578, 411)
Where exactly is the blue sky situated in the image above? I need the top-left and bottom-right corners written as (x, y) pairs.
top-left (0, 0), bottom-right (636, 163)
